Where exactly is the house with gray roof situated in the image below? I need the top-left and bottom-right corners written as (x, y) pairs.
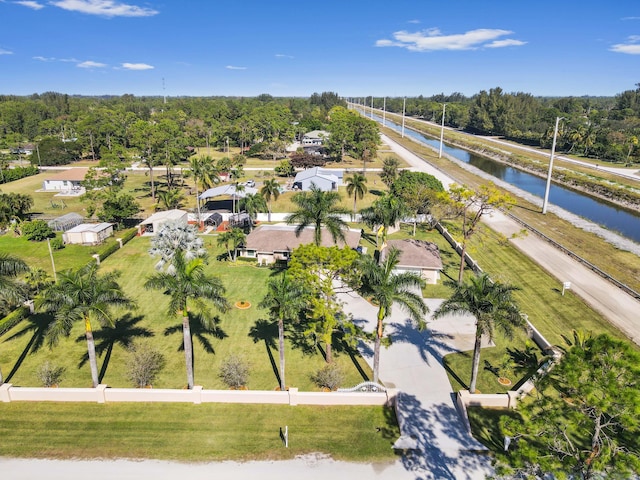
top-left (293, 167), bottom-right (343, 192)
top-left (381, 239), bottom-right (443, 285)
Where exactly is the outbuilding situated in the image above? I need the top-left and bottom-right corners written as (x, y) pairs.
top-left (62, 223), bottom-right (114, 245)
top-left (138, 209), bottom-right (188, 235)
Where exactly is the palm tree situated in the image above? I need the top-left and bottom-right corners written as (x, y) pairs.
top-left (156, 188), bottom-right (184, 211)
top-left (357, 247), bottom-right (428, 383)
top-left (259, 274), bottom-right (306, 390)
top-left (286, 185), bottom-right (350, 246)
top-left (36, 263), bottom-right (135, 388)
top-left (380, 157), bottom-right (400, 187)
top-left (144, 249), bottom-right (230, 389)
top-left (345, 173), bottom-right (368, 219)
top-left (360, 193), bottom-right (408, 248)
top-left (239, 193), bottom-right (267, 230)
top-left (216, 228), bottom-right (246, 262)
top-left (187, 156), bottom-right (220, 227)
top-left (0, 253), bottom-right (28, 307)
top-left (433, 273), bottom-right (524, 394)
top-left (260, 179), bottom-right (280, 222)
top-left (149, 221), bottom-right (206, 273)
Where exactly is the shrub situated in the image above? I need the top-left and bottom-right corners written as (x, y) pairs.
top-left (0, 306), bottom-right (29, 337)
top-left (311, 364), bottom-right (345, 391)
top-left (21, 220), bottom-right (54, 241)
top-left (126, 343), bottom-right (166, 388)
top-left (49, 237), bottom-right (64, 250)
top-left (37, 362), bottom-right (66, 387)
top-left (219, 354), bottom-right (250, 389)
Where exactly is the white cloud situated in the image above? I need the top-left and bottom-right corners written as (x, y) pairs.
top-left (486, 39), bottom-right (527, 48)
top-left (77, 60), bottom-right (107, 68)
top-left (407, 19), bottom-right (420, 24)
top-left (226, 65), bottom-right (247, 70)
top-left (622, 16), bottom-right (640, 20)
top-left (15, 1), bottom-right (45, 9)
top-left (33, 55), bottom-right (54, 61)
top-left (275, 54), bottom-right (294, 59)
top-left (50, 0), bottom-right (158, 17)
top-left (0, 48), bottom-right (13, 55)
top-left (610, 36), bottom-right (640, 54)
top-left (375, 28), bottom-right (524, 51)
top-left (121, 62), bottom-right (154, 70)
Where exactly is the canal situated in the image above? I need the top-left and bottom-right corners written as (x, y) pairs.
top-left (364, 110), bottom-right (640, 244)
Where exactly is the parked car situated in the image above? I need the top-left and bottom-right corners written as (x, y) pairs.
top-left (244, 180), bottom-right (256, 187)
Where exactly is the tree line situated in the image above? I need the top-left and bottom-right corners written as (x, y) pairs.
top-left (365, 84), bottom-right (640, 164)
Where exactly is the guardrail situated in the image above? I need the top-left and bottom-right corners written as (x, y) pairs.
top-left (506, 212), bottom-right (640, 300)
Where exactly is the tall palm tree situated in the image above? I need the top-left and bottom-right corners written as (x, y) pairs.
top-left (37, 263), bottom-right (135, 388)
top-left (187, 156), bottom-right (220, 227)
top-left (216, 228), bottom-right (246, 262)
top-left (286, 184), bottom-right (350, 246)
top-left (260, 179), bottom-right (280, 222)
top-left (433, 273), bottom-right (524, 394)
top-left (239, 193), bottom-right (267, 230)
top-left (360, 193), bottom-right (408, 248)
top-left (357, 247), bottom-right (428, 383)
top-left (0, 253), bottom-right (28, 307)
top-left (259, 274), bottom-right (306, 390)
top-left (144, 249), bottom-right (230, 389)
top-left (345, 172), bottom-right (368, 219)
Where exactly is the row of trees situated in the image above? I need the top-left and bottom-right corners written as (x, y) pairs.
top-left (365, 84), bottom-right (640, 163)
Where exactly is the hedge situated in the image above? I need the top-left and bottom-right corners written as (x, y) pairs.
top-left (0, 165), bottom-right (39, 184)
top-left (0, 306), bottom-right (29, 337)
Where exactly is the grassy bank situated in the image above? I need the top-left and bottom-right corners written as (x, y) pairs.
top-left (0, 402), bottom-right (399, 462)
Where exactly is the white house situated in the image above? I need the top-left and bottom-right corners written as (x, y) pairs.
top-left (301, 130), bottom-right (329, 146)
top-left (138, 209), bottom-right (188, 235)
top-left (381, 239), bottom-right (443, 285)
top-left (42, 168), bottom-right (89, 192)
top-left (63, 223), bottom-right (113, 245)
top-left (293, 167), bottom-right (343, 192)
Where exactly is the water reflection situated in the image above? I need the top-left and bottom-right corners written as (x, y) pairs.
top-left (364, 110), bottom-right (640, 243)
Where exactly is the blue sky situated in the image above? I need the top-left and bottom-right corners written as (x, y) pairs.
top-left (0, 0), bottom-right (639, 98)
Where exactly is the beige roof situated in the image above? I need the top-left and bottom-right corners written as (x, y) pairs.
top-left (140, 209), bottom-right (188, 225)
top-left (382, 239), bottom-right (443, 270)
top-left (245, 224), bottom-right (361, 252)
top-left (45, 167), bottom-right (90, 181)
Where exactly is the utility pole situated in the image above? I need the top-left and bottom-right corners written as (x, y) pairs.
top-left (382, 97), bottom-right (386, 127)
top-left (370, 96), bottom-right (374, 119)
top-left (438, 104), bottom-right (446, 158)
top-left (401, 97), bottom-right (406, 138)
top-left (542, 117), bottom-right (562, 214)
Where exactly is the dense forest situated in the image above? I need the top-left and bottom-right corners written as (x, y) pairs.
top-left (1, 85), bottom-right (639, 166)
top-left (367, 85), bottom-right (640, 164)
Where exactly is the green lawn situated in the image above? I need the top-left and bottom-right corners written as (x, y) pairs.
top-left (0, 402), bottom-right (399, 462)
top-left (0, 235), bottom-right (373, 390)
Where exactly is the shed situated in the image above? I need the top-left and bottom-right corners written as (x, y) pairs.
top-left (48, 212), bottom-right (84, 232)
top-left (63, 223), bottom-right (114, 245)
top-left (138, 209), bottom-right (188, 235)
top-left (381, 239), bottom-right (443, 285)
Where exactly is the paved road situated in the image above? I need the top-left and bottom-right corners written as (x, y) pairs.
top-left (382, 134), bottom-right (640, 345)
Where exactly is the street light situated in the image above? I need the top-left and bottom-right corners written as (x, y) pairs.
top-left (438, 103), bottom-right (446, 158)
top-left (542, 116), bottom-right (563, 214)
top-left (382, 97), bottom-right (386, 127)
